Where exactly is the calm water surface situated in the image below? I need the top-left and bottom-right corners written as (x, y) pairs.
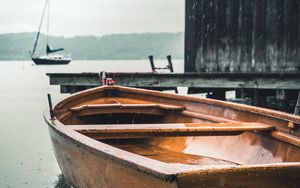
top-left (0, 60), bottom-right (183, 188)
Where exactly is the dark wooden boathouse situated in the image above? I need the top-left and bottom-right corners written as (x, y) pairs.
top-left (185, 0), bottom-right (300, 112)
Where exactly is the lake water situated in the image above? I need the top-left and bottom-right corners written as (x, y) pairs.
top-left (0, 60), bottom-right (184, 188)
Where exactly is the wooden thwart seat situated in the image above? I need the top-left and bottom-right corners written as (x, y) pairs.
top-left (69, 103), bottom-right (185, 116)
top-left (67, 122), bottom-right (274, 139)
top-left (271, 131), bottom-right (300, 147)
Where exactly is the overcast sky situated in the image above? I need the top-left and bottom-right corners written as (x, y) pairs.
top-left (0, 0), bottom-right (184, 37)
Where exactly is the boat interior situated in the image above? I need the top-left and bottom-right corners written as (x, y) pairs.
top-left (53, 87), bottom-right (300, 167)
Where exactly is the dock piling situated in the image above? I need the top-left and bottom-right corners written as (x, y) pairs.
top-left (47, 93), bottom-right (54, 119)
top-left (166, 55), bottom-right (174, 73)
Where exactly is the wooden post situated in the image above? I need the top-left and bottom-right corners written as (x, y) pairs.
top-left (166, 55), bottom-right (174, 73)
top-left (47, 93), bottom-right (55, 119)
top-left (148, 55), bottom-right (155, 72)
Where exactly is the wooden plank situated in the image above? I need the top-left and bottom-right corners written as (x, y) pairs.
top-left (252, 0), bottom-right (267, 72)
top-left (185, 0), bottom-right (300, 73)
top-left (266, 0), bottom-right (278, 71)
top-left (215, 0), bottom-right (229, 72)
top-left (271, 131), bottom-right (300, 147)
top-left (181, 110), bottom-right (237, 123)
top-left (47, 72), bottom-right (300, 90)
top-left (69, 103), bottom-right (185, 116)
top-left (239, 0), bottom-right (253, 72)
top-left (184, 0), bottom-right (198, 72)
top-left (67, 122), bottom-right (274, 139)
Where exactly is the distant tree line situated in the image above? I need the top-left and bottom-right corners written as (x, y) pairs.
top-left (0, 32), bottom-right (183, 60)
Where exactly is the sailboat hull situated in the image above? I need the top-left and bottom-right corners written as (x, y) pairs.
top-left (31, 0), bottom-right (71, 65)
top-left (32, 57), bottom-right (71, 65)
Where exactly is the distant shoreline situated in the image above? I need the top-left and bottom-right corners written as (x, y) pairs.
top-left (0, 32), bottom-right (184, 61)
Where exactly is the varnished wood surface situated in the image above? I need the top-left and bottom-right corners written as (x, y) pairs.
top-left (45, 85), bottom-right (300, 187)
top-left (69, 122), bottom-right (274, 139)
top-left (271, 131), bottom-right (300, 147)
top-left (48, 125), bottom-right (178, 188)
top-left (70, 103), bottom-right (185, 111)
top-left (177, 163), bottom-right (300, 188)
top-left (69, 103), bottom-right (184, 117)
top-left (108, 142), bottom-right (239, 165)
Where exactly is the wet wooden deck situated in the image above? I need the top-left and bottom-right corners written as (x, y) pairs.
top-left (47, 72), bottom-right (300, 93)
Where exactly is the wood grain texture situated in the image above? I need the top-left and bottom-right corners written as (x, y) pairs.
top-left (185, 0), bottom-right (300, 73)
top-left (68, 122), bottom-right (274, 139)
top-left (45, 85), bottom-right (300, 187)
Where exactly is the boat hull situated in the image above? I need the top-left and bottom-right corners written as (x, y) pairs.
top-left (47, 120), bottom-right (300, 188)
top-left (47, 123), bottom-right (177, 188)
top-left (32, 57), bottom-right (71, 65)
top-left (44, 86), bottom-right (300, 187)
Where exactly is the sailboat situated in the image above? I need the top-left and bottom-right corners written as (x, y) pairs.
top-left (31, 0), bottom-right (71, 65)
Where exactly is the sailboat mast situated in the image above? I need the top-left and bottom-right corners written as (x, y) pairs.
top-left (46, 0), bottom-right (50, 55)
top-left (31, 0), bottom-right (48, 56)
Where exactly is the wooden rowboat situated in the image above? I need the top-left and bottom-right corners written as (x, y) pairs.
top-left (44, 85), bottom-right (300, 188)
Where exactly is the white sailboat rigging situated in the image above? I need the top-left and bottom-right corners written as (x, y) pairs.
top-left (31, 0), bottom-right (71, 65)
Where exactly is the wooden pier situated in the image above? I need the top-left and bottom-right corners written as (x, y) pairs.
top-left (46, 71), bottom-right (299, 109)
top-left (46, 70), bottom-right (300, 113)
top-left (47, 72), bottom-right (300, 92)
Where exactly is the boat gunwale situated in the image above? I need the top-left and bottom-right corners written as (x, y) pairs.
top-left (54, 85), bottom-right (300, 125)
